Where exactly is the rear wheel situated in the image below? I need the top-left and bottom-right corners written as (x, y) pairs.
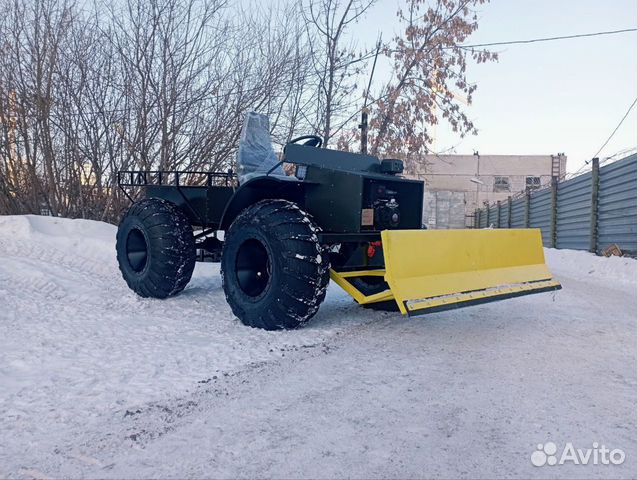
top-left (221, 199), bottom-right (329, 330)
top-left (116, 198), bottom-right (196, 298)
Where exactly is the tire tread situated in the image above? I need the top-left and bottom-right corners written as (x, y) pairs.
top-left (116, 198), bottom-right (196, 299)
top-left (221, 199), bottom-right (329, 330)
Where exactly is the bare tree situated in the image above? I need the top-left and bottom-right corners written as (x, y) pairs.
top-left (0, 0), bottom-right (316, 221)
top-left (367, 0), bottom-right (497, 165)
top-left (0, 0), bottom-right (77, 216)
top-left (302, 0), bottom-right (375, 147)
top-left (0, 0), bottom-right (494, 221)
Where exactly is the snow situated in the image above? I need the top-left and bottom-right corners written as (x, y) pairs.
top-left (1, 215), bottom-right (635, 479)
top-left (545, 248), bottom-right (636, 290)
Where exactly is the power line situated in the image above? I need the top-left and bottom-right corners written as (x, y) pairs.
top-left (564, 98), bottom-right (637, 179)
top-left (460, 28), bottom-right (637, 49)
top-left (591, 97), bottom-right (637, 160)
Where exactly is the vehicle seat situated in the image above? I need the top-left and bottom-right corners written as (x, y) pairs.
top-left (236, 112), bottom-right (285, 184)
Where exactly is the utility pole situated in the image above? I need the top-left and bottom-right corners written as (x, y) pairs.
top-left (359, 109), bottom-right (368, 154)
top-left (360, 35), bottom-right (381, 155)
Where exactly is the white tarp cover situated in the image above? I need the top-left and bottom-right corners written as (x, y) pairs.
top-left (236, 112), bottom-right (283, 183)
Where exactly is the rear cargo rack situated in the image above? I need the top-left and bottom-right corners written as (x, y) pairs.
top-left (117, 170), bottom-right (236, 188)
top-left (117, 170), bottom-right (237, 224)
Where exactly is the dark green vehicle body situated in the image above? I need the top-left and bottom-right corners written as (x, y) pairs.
top-left (120, 143), bottom-right (424, 246)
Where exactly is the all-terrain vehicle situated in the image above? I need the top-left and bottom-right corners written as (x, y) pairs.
top-left (116, 113), bottom-right (560, 330)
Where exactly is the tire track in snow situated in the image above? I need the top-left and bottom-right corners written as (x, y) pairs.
top-left (0, 216), bottom-right (377, 479)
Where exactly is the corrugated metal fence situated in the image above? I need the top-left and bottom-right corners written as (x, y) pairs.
top-left (474, 154), bottom-right (637, 254)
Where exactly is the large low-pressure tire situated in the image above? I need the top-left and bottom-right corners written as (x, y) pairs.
top-left (221, 199), bottom-right (330, 330)
top-left (116, 198), bottom-right (196, 298)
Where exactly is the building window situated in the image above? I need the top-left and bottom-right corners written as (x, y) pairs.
top-left (526, 176), bottom-right (541, 190)
top-left (493, 176), bottom-right (510, 192)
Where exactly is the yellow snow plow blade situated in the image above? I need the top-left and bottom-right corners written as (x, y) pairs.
top-left (330, 229), bottom-right (561, 316)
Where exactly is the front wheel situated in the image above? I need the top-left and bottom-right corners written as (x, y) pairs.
top-left (116, 198), bottom-right (196, 298)
top-left (221, 199), bottom-right (329, 330)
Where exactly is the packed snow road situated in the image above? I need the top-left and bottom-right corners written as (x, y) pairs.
top-left (1, 215), bottom-right (635, 479)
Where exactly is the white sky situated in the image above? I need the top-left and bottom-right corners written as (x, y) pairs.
top-left (345, 0), bottom-right (637, 173)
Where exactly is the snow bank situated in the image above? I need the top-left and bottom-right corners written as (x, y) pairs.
top-left (0, 215), bottom-right (367, 473)
top-left (0, 214), bottom-right (116, 266)
top-left (545, 247), bottom-right (636, 291)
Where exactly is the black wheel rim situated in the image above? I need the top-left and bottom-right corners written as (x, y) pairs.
top-left (126, 228), bottom-right (149, 273)
top-left (235, 238), bottom-right (271, 297)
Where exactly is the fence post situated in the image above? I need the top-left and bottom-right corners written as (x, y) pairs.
top-left (474, 208), bottom-right (480, 228)
top-left (485, 202), bottom-right (490, 227)
top-left (589, 157), bottom-right (600, 253)
top-left (496, 200), bottom-right (501, 228)
top-left (524, 190), bottom-right (531, 227)
top-left (550, 177), bottom-right (558, 248)
top-left (507, 196), bottom-right (512, 228)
